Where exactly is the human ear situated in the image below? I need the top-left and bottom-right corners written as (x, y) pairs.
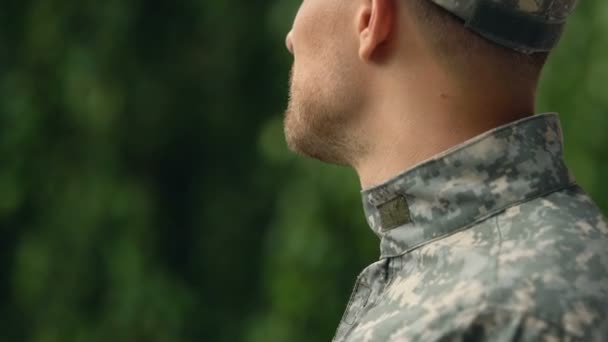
top-left (357, 0), bottom-right (395, 62)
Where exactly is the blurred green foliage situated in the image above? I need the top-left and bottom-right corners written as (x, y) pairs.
top-left (0, 0), bottom-right (606, 341)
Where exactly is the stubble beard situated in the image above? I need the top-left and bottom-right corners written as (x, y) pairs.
top-left (283, 67), bottom-right (366, 166)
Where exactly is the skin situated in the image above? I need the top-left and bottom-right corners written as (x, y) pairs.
top-left (284, 0), bottom-right (538, 189)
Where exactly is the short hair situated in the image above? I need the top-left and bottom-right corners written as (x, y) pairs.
top-left (405, 0), bottom-right (552, 84)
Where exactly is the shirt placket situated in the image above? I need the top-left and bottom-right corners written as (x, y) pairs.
top-left (332, 260), bottom-right (389, 341)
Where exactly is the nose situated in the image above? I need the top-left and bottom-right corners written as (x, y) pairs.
top-left (286, 31), bottom-right (294, 55)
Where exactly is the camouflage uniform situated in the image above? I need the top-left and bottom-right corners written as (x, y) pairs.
top-left (333, 114), bottom-right (608, 341)
top-left (428, 0), bottom-right (579, 53)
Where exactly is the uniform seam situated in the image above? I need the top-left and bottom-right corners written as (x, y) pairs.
top-left (383, 306), bottom-right (576, 341)
top-left (382, 257), bottom-right (397, 290)
top-left (488, 308), bottom-right (576, 339)
top-left (494, 215), bottom-right (502, 292)
top-left (381, 182), bottom-right (579, 259)
top-left (453, 306), bottom-right (576, 339)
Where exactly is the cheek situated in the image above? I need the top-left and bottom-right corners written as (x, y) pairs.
top-left (290, 1), bottom-right (366, 102)
top-left (291, 9), bottom-right (324, 59)
top-left (292, 1), bottom-right (356, 61)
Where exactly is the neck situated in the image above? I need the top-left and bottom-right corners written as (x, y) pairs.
top-left (354, 64), bottom-right (536, 189)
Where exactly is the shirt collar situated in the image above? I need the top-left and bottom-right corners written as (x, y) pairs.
top-left (361, 113), bottom-right (574, 259)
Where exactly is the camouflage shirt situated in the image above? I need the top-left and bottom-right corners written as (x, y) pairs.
top-left (333, 113), bottom-right (608, 341)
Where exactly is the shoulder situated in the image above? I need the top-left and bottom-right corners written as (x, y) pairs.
top-left (350, 300), bottom-right (602, 341)
top-left (349, 186), bottom-right (608, 341)
top-left (385, 306), bottom-right (600, 341)
top-left (497, 185), bottom-right (607, 240)
top-left (488, 185), bottom-right (608, 339)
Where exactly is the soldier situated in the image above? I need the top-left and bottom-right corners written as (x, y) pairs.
top-left (283, 0), bottom-right (608, 341)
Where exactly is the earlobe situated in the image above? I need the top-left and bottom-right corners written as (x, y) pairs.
top-left (358, 0), bottom-right (394, 62)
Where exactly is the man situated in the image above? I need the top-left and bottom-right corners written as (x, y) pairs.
top-left (283, 0), bottom-right (608, 341)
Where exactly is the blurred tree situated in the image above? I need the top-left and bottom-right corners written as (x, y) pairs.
top-left (0, 0), bottom-right (604, 341)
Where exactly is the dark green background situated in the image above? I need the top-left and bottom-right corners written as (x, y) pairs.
top-left (0, 0), bottom-right (606, 341)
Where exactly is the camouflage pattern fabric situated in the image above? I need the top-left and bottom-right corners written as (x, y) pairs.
top-left (333, 114), bottom-right (608, 341)
top-left (431, 0), bottom-right (579, 22)
top-left (428, 0), bottom-right (580, 53)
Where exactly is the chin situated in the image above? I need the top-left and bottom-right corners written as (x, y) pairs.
top-left (283, 80), bottom-right (360, 166)
top-left (284, 120), bottom-right (353, 166)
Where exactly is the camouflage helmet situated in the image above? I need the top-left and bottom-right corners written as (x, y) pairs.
top-left (428, 0), bottom-right (580, 53)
